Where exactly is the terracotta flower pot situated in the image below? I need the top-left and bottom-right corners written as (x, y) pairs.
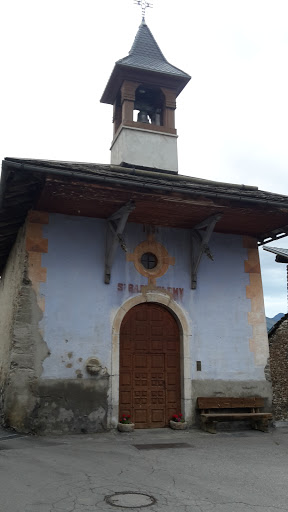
top-left (169, 420), bottom-right (187, 430)
top-left (117, 423), bottom-right (135, 432)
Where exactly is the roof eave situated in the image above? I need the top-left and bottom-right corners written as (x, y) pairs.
top-left (4, 158), bottom-right (288, 210)
top-left (2, 158), bottom-right (288, 274)
top-left (100, 63), bottom-right (191, 105)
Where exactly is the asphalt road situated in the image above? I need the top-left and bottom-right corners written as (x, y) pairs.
top-left (0, 426), bottom-right (288, 512)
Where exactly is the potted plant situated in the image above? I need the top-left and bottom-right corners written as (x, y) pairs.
top-left (117, 414), bottom-right (135, 432)
top-left (169, 413), bottom-right (187, 430)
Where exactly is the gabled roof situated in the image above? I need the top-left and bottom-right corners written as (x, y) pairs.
top-left (116, 21), bottom-right (190, 79)
top-left (101, 22), bottom-right (190, 105)
top-left (1, 156), bottom-right (288, 275)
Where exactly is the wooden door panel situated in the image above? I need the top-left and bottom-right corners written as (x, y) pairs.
top-left (135, 408), bottom-right (148, 425)
top-left (120, 372), bottom-right (131, 386)
top-left (151, 408), bottom-right (165, 423)
top-left (135, 340), bottom-right (147, 351)
top-left (151, 373), bottom-right (165, 387)
top-left (166, 373), bottom-right (177, 386)
top-left (135, 325), bottom-right (147, 336)
top-left (120, 390), bottom-right (132, 405)
top-left (167, 389), bottom-right (179, 403)
top-left (134, 372), bottom-right (148, 386)
top-left (121, 337), bottom-right (132, 351)
top-left (167, 354), bottom-right (178, 367)
top-left (151, 340), bottom-right (163, 351)
top-left (119, 303), bottom-right (181, 428)
top-left (151, 354), bottom-right (165, 368)
top-left (151, 308), bottom-right (162, 321)
top-left (134, 390), bottom-right (148, 403)
top-left (134, 355), bottom-right (148, 367)
top-left (135, 309), bottom-right (148, 321)
top-left (151, 325), bottom-right (164, 337)
top-left (151, 389), bottom-right (165, 403)
top-left (167, 341), bottom-right (178, 351)
top-left (120, 353), bottom-right (132, 366)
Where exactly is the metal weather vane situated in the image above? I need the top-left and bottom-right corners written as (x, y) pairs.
top-left (134, 0), bottom-right (153, 21)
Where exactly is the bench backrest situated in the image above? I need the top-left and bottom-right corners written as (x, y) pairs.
top-left (197, 397), bottom-right (265, 409)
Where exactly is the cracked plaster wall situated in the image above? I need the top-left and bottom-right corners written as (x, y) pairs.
top-left (0, 226), bottom-right (27, 422)
top-left (1, 215), bottom-right (50, 432)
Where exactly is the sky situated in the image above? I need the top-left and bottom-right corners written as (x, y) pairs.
top-left (1, 0), bottom-right (288, 317)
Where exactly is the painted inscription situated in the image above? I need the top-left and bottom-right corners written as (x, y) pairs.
top-left (117, 283), bottom-right (184, 300)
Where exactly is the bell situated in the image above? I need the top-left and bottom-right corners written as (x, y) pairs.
top-left (137, 110), bottom-right (150, 123)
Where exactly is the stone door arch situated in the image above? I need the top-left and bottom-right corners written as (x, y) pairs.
top-left (109, 292), bottom-right (192, 429)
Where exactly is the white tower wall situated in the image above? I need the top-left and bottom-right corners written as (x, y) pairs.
top-left (111, 126), bottom-right (178, 172)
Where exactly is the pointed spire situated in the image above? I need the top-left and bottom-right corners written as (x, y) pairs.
top-left (116, 22), bottom-right (190, 79)
top-left (100, 22), bottom-right (190, 105)
top-left (128, 20), bottom-right (165, 60)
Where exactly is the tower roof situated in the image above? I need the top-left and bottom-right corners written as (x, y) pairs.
top-left (101, 22), bottom-right (190, 105)
top-left (116, 21), bottom-right (190, 79)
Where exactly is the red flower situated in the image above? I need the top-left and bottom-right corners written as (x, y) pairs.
top-left (171, 412), bottom-right (184, 423)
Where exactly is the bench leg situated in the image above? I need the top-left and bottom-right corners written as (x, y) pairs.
top-left (250, 418), bottom-right (269, 433)
top-left (201, 419), bottom-right (217, 434)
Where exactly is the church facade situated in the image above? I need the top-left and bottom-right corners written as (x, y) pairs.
top-left (1, 22), bottom-right (288, 434)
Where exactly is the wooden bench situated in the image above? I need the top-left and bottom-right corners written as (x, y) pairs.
top-left (197, 397), bottom-right (272, 434)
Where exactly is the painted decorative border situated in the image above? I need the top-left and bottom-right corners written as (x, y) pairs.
top-left (243, 236), bottom-right (269, 366)
top-left (25, 210), bottom-right (49, 313)
top-left (126, 233), bottom-right (175, 285)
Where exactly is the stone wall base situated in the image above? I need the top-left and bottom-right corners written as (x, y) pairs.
top-left (4, 378), bottom-right (109, 434)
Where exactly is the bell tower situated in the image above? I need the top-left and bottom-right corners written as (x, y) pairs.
top-left (100, 21), bottom-right (190, 173)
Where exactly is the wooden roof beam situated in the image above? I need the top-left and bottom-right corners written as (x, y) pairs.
top-left (191, 214), bottom-right (223, 289)
top-left (105, 200), bottom-right (135, 284)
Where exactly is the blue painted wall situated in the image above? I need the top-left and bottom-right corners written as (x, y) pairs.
top-left (41, 213), bottom-right (259, 381)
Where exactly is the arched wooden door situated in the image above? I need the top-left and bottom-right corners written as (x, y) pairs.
top-left (119, 303), bottom-right (181, 428)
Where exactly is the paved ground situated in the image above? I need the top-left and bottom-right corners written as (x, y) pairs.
top-left (1, 425), bottom-right (288, 512)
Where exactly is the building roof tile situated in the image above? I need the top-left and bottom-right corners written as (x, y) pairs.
top-left (117, 22), bottom-right (190, 79)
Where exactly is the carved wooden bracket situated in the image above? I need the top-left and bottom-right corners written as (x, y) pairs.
top-left (105, 200), bottom-right (135, 284)
top-left (191, 214), bottom-right (223, 289)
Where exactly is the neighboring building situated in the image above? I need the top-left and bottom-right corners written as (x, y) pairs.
top-left (263, 246), bottom-right (288, 421)
top-left (263, 246), bottom-right (288, 264)
top-left (1, 21), bottom-right (288, 434)
top-left (268, 314), bottom-right (288, 421)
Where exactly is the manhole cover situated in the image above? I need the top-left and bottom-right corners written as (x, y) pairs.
top-left (105, 492), bottom-right (156, 508)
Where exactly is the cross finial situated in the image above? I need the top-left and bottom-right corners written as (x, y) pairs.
top-left (134, 0), bottom-right (153, 22)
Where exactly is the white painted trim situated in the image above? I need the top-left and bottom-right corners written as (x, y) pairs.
top-left (107, 291), bottom-right (192, 428)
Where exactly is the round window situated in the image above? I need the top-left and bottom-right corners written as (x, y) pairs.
top-left (141, 252), bottom-right (158, 270)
